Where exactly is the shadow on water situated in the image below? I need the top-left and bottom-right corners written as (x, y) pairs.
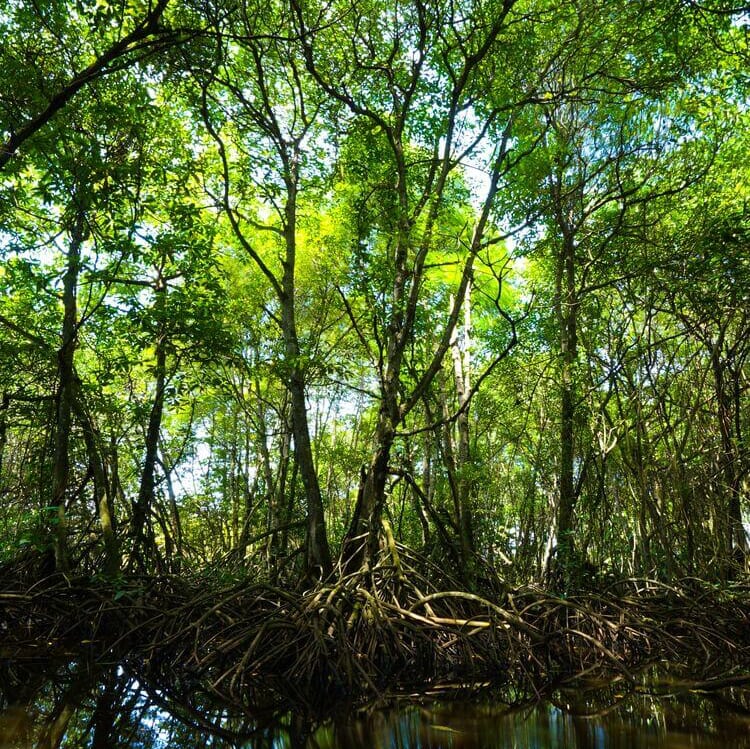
top-left (2, 661), bottom-right (750, 748)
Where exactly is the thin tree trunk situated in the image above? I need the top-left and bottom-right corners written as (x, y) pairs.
top-left (450, 285), bottom-right (476, 579)
top-left (51, 210), bottom-right (86, 572)
top-left (90, 670), bottom-right (118, 749)
top-left (132, 279), bottom-right (167, 569)
top-left (289, 376), bottom-right (332, 579)
top-left (255, 388), bottom-right (290, 575)
top-left (159, 454), bottom-right (183, 567)
top-left (72, 380), bottom-right (120, 576)
top-left (282, 176), bottom-right (332, 580)
top-left (554, 229), bottom-right (578, 585)
top-left (343, 407), bottom-right (396, 573)
top-left (0, 391), bottom-right (9, 481)
top-left (711, 342), bottom-right (748, 572)
top-left (229, 407), bottom-right (239, 548)
top-left (417, 428), bottom-right (434, 549)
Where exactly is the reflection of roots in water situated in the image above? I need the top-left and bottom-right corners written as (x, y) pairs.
top-left (5, 667), bottom-right (750, 749)
top-left (1, 546), bottom-right (750, 713)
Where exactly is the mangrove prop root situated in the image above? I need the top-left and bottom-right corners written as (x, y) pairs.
top-left (1, 551), bottom-right (749, 711)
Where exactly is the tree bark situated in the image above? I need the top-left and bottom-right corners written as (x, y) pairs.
top-left (72, 379), bottom-right (120, 576)
top-left (51, 210), bottom-right (86, 572)
top-left (554, 224), bottom-right (579, 585)
top-left (711, 341), bottom-right (748, 572)
top-left (282, 175), bottom-right (332, 580)
top-left (450, 285), bottom-right (476, 578)
top-left (343, 410), bottom-right (396, 572)
top-left (132, 277), bottom-right (167, 570)
top-left (0, 391), bottom-right (9, 481)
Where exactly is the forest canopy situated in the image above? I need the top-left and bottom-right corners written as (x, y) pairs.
top-left (1, 0), bottom-right (749, 592)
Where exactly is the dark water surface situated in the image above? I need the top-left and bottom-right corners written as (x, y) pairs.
top-left (2, 669), bottom-right (750, 748)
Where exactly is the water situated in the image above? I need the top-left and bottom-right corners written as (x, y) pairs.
top-left (322, 697), bottom-right (750, 748)
top-left (1, 667), bottom-right (749, 748)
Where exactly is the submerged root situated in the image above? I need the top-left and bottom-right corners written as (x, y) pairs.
top-left (1, 550), bottom-right (749, 712)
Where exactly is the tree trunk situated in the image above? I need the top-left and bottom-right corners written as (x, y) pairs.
top-left (417, 429), bottom-right (434, 548)
top-left (345, 409), bottom-right (396, 572)
top-left (282, 177), bottom-right (332, 580)
top-left (132, 278), bottom-right (167, 570)
top-left (73, 380), bottom-right (120, 576)
top-left (90, 670), bottom-right (118, 749)
top-left (51, 211), bottom-right (86, 572)
top-left (0, 391), bottom-right (9, 482)
top-left (256, 388), bottom-right (290, 577)
top-left (160, 454), bottom-right (184, 569)
top-left (554, 229), bottom-right (578, 585)
top-left (288, 372), bottom-right (332, 579)
top-left (711, 342), bottom-right (748, 573)
top-left (450, 285), bottom-right (476, 579)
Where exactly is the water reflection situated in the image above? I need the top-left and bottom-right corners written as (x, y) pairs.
top-left (320, 696), bottom-right (750, 749)
top-left (1, 664), bottom-right (749, 748)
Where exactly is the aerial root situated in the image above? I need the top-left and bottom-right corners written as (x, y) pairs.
top-left (1, 553), bottom-right (749, 711)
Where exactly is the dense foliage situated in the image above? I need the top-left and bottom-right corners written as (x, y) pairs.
top-left (1, 0), bottom-right (748, 589)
